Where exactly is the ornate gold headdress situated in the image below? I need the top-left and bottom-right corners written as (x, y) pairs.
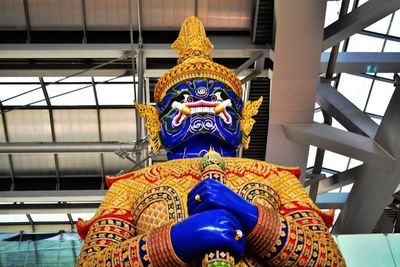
top-left (153, 16), bottom-right (243, 103)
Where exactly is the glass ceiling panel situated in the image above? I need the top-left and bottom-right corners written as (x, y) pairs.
top-left (389, 11), bottom-right (400, 37)
top-left (313, 110), bottom-right (324, 123)
top-left (347, 34), bottom-right (384, 52)
top-left (0, 214), bottom-right (29, 223)
top-left (42, 77), bottom-right (65, 83)
top-left (46, 84), bottom-right (96, 106)
top-left (62, 76), bottom-right (92, 83)
top-left (384, 40), bottom-right (400, 52)
top-left (341, 183), bottom-right (354, 193)
top-left (325, 0), bottom-right (342, 27)
top-left (365, 80), bottom-right (395, 116)
top-left (371, 117), bottom-right (382, 125)
top-left (364, 14), bottom-right (392, 34)
top-left (337, 74), bottom-right (372, 110)
top-left (0, 85), bottom-right (46, 106)
top-left (30, 214), bottom-right (69, 222)
top-left (307, 145), bottom-right (317, 168)
top-left (377, 73), bottom-right (395, 80)
top-left (348, 158), bottom-right (363, 169)
top-left (331, 118), bottom-right (346, 131)
top-left (0, 77), bottom-right (39, 83)
top-left (96, 84), bottom-right (136, 105)
top-left (93, 76), bottom-right (116, 82)
top-left (71, 213), bottom-right (95, 221)
top-left (323, 151), bottom-right (350, 172)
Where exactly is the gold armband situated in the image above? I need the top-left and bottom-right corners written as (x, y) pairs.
top-left (246, 203), bottom-right (282, 255)
top-left (147, 223), bottom-right (190, 267)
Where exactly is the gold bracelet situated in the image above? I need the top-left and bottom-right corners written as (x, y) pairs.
top-left (147, 222), bottom-right (190, 267)
top-left (247, 203), bottom-right (282, 255)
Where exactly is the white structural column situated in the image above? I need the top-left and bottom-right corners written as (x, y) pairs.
top-left (266, 1), bottom-right (326, 175)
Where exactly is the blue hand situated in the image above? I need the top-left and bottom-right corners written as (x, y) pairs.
top-left (188, 178), bottom-right (258, 235)
top-left (171, 209), bottom-right (246, 263)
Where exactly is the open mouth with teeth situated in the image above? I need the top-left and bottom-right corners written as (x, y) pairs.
top-left (171, 99), bottom-right (232, 127)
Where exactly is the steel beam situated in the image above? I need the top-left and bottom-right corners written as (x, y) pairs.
top-left (317, 165), bottom-right (363, 194)
top-left (315, 192), bottom-right (348, 209)
top-left (0, 41), bottom-right (269, 59)
top-left (320, 52), bottom-right (400, 74)
top-left (0, 190), bottom-right (106, 203)
top-left (333, 77), bottom-right (400, 234)
top-left (266, 0), bottom-right (326, 175)
top-left (0, 224), bottom-right (81, 233)
top-left (322, 0), bottom-right (400, 51)
top-left (317, 81), bottom-right (379, 138)
top-left (282, 122), bottom-right (395, 170)
top-left (0, 142), bottom-right (146, 154)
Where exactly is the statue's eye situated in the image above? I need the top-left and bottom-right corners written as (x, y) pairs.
top-left (181, 94), bottom-right (193, 103)
top-left (211, 92), bottom-right (223, 102)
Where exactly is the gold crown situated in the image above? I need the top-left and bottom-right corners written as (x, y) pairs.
top-left (154, 16), bottom-right (243, 103)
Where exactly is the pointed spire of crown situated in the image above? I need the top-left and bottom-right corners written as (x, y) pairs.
top-left (171, 16), bottom-right (214, 64)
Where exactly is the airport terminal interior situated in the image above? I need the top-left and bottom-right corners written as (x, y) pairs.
top-left (0, 0), bottom-right (399, 266)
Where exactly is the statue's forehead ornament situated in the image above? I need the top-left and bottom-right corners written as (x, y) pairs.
top-left (153, 16), bottom-right (243, 103)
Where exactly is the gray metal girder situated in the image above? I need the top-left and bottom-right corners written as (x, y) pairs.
top-left (316, 192), bottom-right (348, 209)
top-left (333, 79), bottom-right (400, 234)
top-left (320, 52), bottom-right (400, 74)
top-left (282, 122), bottom-right (395, 170)
top-left (317, 165), bottom-right (363, 194)
top-left (317, 81), bottom-right (379, 138)
top-left (322, 0), bottom-right (400, 51)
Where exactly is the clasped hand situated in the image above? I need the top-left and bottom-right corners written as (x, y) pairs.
top-left (171, 179), bottom-right (258, 263)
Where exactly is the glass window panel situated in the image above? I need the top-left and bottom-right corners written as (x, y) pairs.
top-left (0, 77), bottom-right (39, 83)
top-left (323, 151), bottom-right (350, 172)
top-left (341, 183), bottom-right (353, 193)
top-left (357, 0), bottom-right (369, 6)
top-left (337, 74), bottom-right (372, 110)
top-left (71, 213), bottom-right (95, 221)
top-left (337, 234), bottom-right (396, 267)
top-left (331, 118), bottom-right (346, 131)
top-left (322, 171), bottom-right (334, 178)
top-left (30, 214), bottom-right (69, 222)
top-left (377, 73), bottom-right (395, 80)
top-left (365, 14), bottom-right (392, 34)
top-left (371, 117), bottom-right (382, 125)
top-left (96, 84), bottom-right (136, 105)
top-left (62, 76), bottom-right (92, 82)
top-left (43, 77), bottom-right (65, 83)
top-left (0, 84), bottom-right (46, 106)
top-left (313, 110), bottom-right (324, 123)
top-left (93, 76), bottom-right (116, 82)
top-left (389, 11), bottom-right (400, 37)
top-left (387, 234), bottom-right (400, 266)
top-left (111, 76), bottom-right (135, 82)
top-left (46, 84), bottom-right (96, 106)
top-left (366, 80), bottom-right (395, 116)
top-left (325, 0), bottom-right (342, 27)
top-left (0, 214), bottom-right (29, 223)
top-left (384, 40), bottom-right (400, 52)
top-left (347, 34), bottom-right (384, 52)
top-left (333, 209), bottom-right (341, 225)
top-left (348, 158), bottom-right (363, 168)
top-left (307, 145), bottom-right (317, 168)
top-left (329, 188), bottom-right (341, 193)
top-left (347, 0), bottom-right (355, 13)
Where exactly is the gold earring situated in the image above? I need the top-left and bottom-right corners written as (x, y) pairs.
top-left (240, 96), bottom-right (263, 149)
top-left (135, 102), bottom-right (161, 152)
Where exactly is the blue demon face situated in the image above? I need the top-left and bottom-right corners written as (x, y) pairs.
top-left (157, 79), bottom-right (243, 158)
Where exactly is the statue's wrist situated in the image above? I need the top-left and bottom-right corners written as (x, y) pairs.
top-left (246, 203), bottom-right (282, 256)
top-left (147, 222), bottom-right (190, 267)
